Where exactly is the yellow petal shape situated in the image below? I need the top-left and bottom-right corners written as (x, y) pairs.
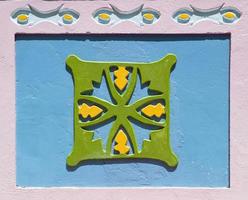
top-left (143, 13), bottom-right (155, 21)
top-left (114, 66), bottom-right (129, 91)
top-left (78, 103), bottom-right (103, 119)
top-left (99, 13), bottom-right (110, 21)
top-left (63, 14), bottom-right (73, 23)
top-left (17, 14), bottom-right (29, 23)
top-left (178, 13), bottom-right (190, 20)
top-left (223, 12), bottom-right (236, 19)
top-left (141, 103), bottom-right (165, 118)
top-left (114, 130), bottom-right (130, 154)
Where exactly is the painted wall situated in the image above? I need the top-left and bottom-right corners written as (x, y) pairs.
top-left (1, 0), bottom-right (248, 200)
top-left (16, 34), bottom-right (229, 187)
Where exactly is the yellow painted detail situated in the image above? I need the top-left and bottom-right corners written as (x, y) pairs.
top-left (223, 12), bottom-right (236, 19)
top-left (63, 14), bottom-right (73, 22)
top-left (114, 66), bottom-right (129, 91)
top-left (178, 13), bottom-right (190, 20)
top-left (17, 14), bottom-right (29, 23)
top-left (141, 103), bottom-right (165, 118)
top-left (143, 13), bottom-right (155, 21)
top-left (78, 103), bottom-right (103, 119)
top-left (98, 13), bottom-right (110, 21)
top-left (114, 130), bottom-right (130, 154)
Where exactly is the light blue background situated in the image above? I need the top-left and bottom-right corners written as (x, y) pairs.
top-left (16, 35), bottom-right (229, 187)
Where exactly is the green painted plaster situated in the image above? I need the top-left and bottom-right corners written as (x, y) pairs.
top-left (66, 54), bottom-right (178, 168)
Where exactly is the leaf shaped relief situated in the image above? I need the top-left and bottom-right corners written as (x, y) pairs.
top-left (141, 103), bottom-right (165, 119)
top-left (114, 129), bottom-right (130, 155)
top-left (78, 103), bottom-right (103, 120)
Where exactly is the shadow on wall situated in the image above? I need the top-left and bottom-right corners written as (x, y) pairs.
top-left (66, 158), bottom-right (178, 172)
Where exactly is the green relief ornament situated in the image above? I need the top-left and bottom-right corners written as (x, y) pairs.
top-left (66, 54), bottom-right (178, 169)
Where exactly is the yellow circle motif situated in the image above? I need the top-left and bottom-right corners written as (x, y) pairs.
top-left (178, 13), bottom-right (190, 20)
top-left (143, 13), bottom-right (155, 22)
top-left (17, 14), bottom-right (29, 24)
top-left (63, 14), bottom-right (73, 23)
top-left (223, 12), bottom-right (236, 19)
top-left (98, 13), bottom-right (110, 21)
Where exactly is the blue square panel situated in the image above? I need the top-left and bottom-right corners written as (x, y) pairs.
top-left (16, 35), bottom-right (229, 187)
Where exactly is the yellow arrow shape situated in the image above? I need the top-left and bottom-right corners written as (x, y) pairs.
top-left (141, 103), bottom-right (165, 118)
top-left (114, 130), bottom-right (130, 154)
top-left (78, 103), bottom-right (103, 119)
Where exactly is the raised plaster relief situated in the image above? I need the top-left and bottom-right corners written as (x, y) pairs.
top-left (93, 4), bottom-right (160, 26)
top-left (66, 54), bottom-right (178, 169)
top-left (173, 4), bottom-right (241, 25)
top-left (11, 4), bottom-right (79, 26)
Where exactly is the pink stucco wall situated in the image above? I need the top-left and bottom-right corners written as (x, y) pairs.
top-left (0, 0), bottom-right (248, 199)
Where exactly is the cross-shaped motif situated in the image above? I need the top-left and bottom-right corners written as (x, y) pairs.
top-left (66, 54), bottom-right (178, 169)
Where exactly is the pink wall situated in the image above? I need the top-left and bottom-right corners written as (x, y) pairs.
top-left (0, 0), bottom-right (248, 199)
